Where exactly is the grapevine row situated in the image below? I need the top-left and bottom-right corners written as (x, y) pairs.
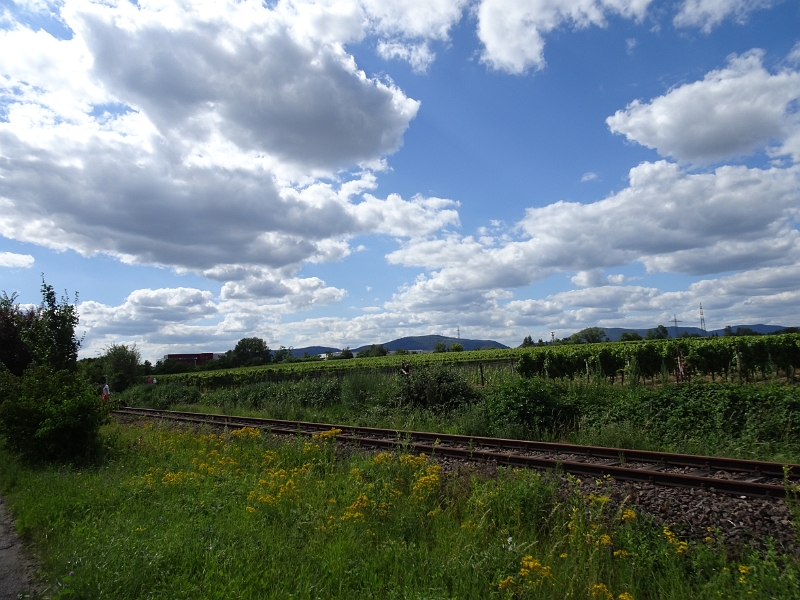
top-left (155, 334), bottom-right (800, 389)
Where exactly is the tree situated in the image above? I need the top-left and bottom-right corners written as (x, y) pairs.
top-left (1, 280), bottom-right (81, 374)
top-left (734, 327), bottom-right (760, 337)
top-left (520, 335), bottom-right (534, 348)
top-left (722, 326), bottom-right (735, 337)
top-left (27, 280), bottom-right (81, 372)
top-left (339, 347), bottom-right (354, 359)
top-left (0, 280), bottom-right (106, 462)
top-left (101, 343), bottom-right (141, 392)
top-left (645, 325), bottom-right (670, 340)
top-left (356, 345), bottom-right (388, 358)
top-left (433, 342), bottom-right (447, 353)
top-left (232, 337), bottom-right (271, 366)
top-left (448, 343), bottom-right (464, 352)
top-left (619, 332), bottom-right (642, 341)
top-left (576, 327), bottom-right (608, 344)
top-left (393, 348), bottom-right (410, 356)
top-left (0, 292), bottom-right (34, 376)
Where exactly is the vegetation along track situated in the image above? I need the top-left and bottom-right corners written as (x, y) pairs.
top-left (115, 407), bottom-right (799, 500)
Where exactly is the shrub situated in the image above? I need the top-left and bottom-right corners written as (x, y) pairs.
top-left (122, 382), bottom-right (201, 409)
top-left (486, 377), bottom-right (573, 432)
top-left (0, 366), bottom-right (107, 462)
top-left (397, 365), bottom-right (480, 410)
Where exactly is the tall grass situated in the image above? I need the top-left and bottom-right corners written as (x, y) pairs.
top-left (121, 371), bottom-right (800, 463)
top-left (2, 421), bottom-right (798, 598)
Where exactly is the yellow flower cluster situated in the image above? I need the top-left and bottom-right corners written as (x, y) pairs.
top-left (230, 427), bottom-right (261, 439)
top-left (591, 583), bottom-right (635, 599)
top-left (411, 464), bottom-right (442, 501)
top-left (621, 508), bottom-right (636, 522)
top-left (519, 555), bottom-right (553, 581)
top-left (591, 583), bottom-right (614, 599)
top-left (161, 470), bottom-right (197, 486)
top-left (497, 576), bottom-right (515, 590)
top-left (312, 428), bottom-right (342, 442)
top-left (497, 555), bottom-right (553, 593)
top-left (372, 452), bottom-right (394, 465)
top-left (663, 526), bottom-right (689, 554)
top-left (399, 453), bottom-right (429, 468)
top-left (247, 463), bottom-right (311, 506)
top-left (588, 493), bottom-right (611, 505)
top-left (341, 493), bottom-right (374, 521)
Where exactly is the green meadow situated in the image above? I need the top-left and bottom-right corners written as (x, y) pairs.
top-left (2, 420), bottom-right (798, 599)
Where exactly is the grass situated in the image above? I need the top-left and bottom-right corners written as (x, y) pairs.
top-left (1, 421), bottom-right (799, 599)
top-left (125, 372), bottom-right (800, 464)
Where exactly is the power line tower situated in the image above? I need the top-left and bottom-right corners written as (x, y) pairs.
top-left (671, 314), bottom-right (683, 338)
top-left (699, 303), bottom-right (707, 336)
top-left (457, 326), bottom-right (460, 340)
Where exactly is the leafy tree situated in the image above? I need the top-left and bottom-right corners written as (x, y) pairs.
top-left (340, 347), bottom-right (354, 359)
top-left (393, 348), bottom-right (409, 356)
top-left (232, 337), bottom-right (271, 366)
top-left (0, 280), bottom-right (80, 374)
top-left (0, 280), bottom-right (106, 462)
top-left (101, 343), bottom-right (141, 392)
top-left (433, 342), bottom-right (447, 353)
top-left (722, 326), bottom-right (735, 337)
top-left (734, 327), bottom-right (761, 337)
top-left (576, 327), bottom-right (608, 344)
top-left (645, 325), bottom-right (670, 340)
top-left (153, 358), bottom-right (193, 374)
top-left (619, 332), bottom-right (642, 341)
top-left (520, 335), bottom-right (534, 348)
top-left (356, 345), bottom-right (388, 358)
top-left (772, 327), bottom-right (800, 335)
top-left (448, 342), bottom-right (464, 352)
top-left (0, 292), bottom-right (34, 376)
top-left (27, 280), bottom-right (81, 372)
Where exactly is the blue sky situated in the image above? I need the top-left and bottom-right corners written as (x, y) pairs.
top-left (0, 0), bottom-right (798, 361)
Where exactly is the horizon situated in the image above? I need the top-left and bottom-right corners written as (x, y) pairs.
top-left (1, 0), bottom-right (798, 362)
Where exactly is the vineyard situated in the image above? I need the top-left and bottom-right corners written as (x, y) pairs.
top-left (156, 334), bottom-right (800, 390)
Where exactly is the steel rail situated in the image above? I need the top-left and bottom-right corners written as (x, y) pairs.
top-left (113, 407), bottom-right (799, 499)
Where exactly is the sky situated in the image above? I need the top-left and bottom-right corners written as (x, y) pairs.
top-left (0, 0), bottom-right (799, 361)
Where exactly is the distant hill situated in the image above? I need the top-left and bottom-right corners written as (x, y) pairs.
top-left (288, 346), bottom-right (339, 357)
top-left (596, 324), bottom-right (795, 342)
top-left (287, 335), bottom-right (507, 356)
top-left (355, 335), bottom-right (508, 353)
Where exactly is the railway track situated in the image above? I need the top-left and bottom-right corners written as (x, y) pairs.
top-left (114, 407), bottom-right (800, 500)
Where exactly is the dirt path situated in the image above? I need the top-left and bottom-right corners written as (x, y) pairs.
top-left (0, 495), bottom-right (40, 599)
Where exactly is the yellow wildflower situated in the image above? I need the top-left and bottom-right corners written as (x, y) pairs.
top-left (498, 576), bottom-right (515, 591)
top-left (591, 583), bottom-right (614, 599)
top-left (618, 593), bottom-right (635, 600)
top-left (621, 509), bottom-right (636, 522)
top-left (246, 506), bottom-right (255, 513)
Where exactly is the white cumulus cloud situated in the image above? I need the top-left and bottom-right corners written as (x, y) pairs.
top-left (476, 0), bottom-right (652, 74)
top-left (674, 0), bottom-right (778, 33)
top-left (0, 252), bottom-right (34, 268)
top-left (607, 49), bottom-right (800, 163)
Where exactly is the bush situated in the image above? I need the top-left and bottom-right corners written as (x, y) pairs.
top-left (397, 365), bottom-right (480, 410)
top-left (122, 382), bottom-right (201, 409)
top-left (486, 377), bottom-right (573, 432)
top-left (0, 366), bottom-right (107, 462)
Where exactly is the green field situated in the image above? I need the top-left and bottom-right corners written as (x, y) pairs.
top-left (2, 420), bottom-right (799, 599)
